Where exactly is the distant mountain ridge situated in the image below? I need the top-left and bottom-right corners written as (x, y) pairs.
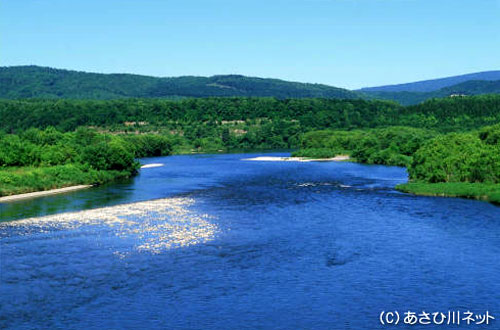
top-left (363, 79), bottom-right (500, 105)
top-left (1, 66), bottom-right (499, 105)
top-left (0, 66), bottom-right (359, 100)
top-left (360, 70), bottom-right (500, 93)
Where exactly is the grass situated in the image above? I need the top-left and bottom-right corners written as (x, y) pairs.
top-left (396, 182), bottom-right (500, 205)
top-left (0, 164), bottom-right (132, 197)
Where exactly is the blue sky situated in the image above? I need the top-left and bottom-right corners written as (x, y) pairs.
top-left (1, 0), bottom-right (499, 89)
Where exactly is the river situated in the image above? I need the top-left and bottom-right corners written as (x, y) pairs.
top-left (1, 153), bottom-right (499, 329)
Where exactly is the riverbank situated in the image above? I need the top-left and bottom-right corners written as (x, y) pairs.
top-left (396, 182), bottom-right (500, 205)
top-left (0, 164), bottom-right (132, 198)
top-left (0, 185), bottom-right (93, 202)
top-left (242, 155), bottom-right (350, 162)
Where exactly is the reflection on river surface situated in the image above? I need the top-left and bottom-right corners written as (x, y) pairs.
top-left (1, 153), bottom-right (499, 329)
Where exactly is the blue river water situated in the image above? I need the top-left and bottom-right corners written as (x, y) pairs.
top-left (0, 153), bottom-right (499, 329)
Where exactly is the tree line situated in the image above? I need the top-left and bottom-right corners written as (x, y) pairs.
top-left (1, 95), bottom-right (498, 135)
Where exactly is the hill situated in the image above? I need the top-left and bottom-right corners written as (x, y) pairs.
top-left (0, 66), bottom-right (360, 100)
top-left (364, 80), bottom-right (500, 105)
top-left (360, 70), bottom-right (500, 93)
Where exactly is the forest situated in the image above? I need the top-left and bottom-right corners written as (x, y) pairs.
top-left (1, 94), bottom-right (499, 201)
top-left (1, 94), bottom-right (499, 132)
top-left (0, 128), bottom-right (172, 196)
top-left (292, 126), bottom-right (437, 167)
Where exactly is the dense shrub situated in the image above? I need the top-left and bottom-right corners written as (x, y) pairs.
top-left (409, 129), bottom-right (500, 183)
top-left (0, 128), bottom-right (173, 171)
top-left (123, 134), bottom-right (173, 158)
top-left (0, 164), bottom-right (131, 196)
top-left (294, 127), bottom-right (435, 167)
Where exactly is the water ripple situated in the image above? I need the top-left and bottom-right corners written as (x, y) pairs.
top-left (0, 197), bottom-right (219, 254)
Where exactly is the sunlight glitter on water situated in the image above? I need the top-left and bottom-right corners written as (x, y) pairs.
top-left (0, 197), bottom-right (219, 254)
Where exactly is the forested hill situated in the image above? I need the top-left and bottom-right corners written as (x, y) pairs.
top-left (359, 70), bottom-right (500, 93)
top-left (363, 80), bottom-right (500, 105)
top-left (3, 65), bottom-right (499, 105)
top-left (0, 66), bottom-right (360, 100)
